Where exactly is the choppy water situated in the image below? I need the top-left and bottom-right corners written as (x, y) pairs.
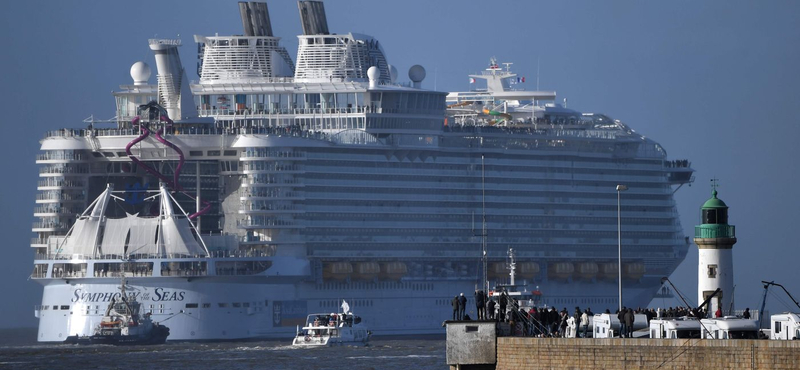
top-left (0, 329), bottom-right (445, 370)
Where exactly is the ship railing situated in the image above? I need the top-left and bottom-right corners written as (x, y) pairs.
top-left (695, 224), bottom-right (736, 239)
top-left (34, 250), bottom-right (274, 261)
top-left (664, 159), bottom-right (692, 168)
top-left (36, 153), bottom-right (86, 161)
top-left (197, 106), bottom-right (371, 117)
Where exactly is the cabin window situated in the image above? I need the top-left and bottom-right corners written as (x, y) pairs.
top-left (185, 303), bottom-right (199, 309)
top-left (190, 151), bottom-right (203, 156)
top-left (707, 265), bottom-right (717, 278)
top-left (202, 303), bottom-right (211, 309)
top-left (218, 303), bottom-right (228, 308)
top-left (776, 323), bottom-right (782, 333)
top-left (61, 305), bottom-right (70, 310)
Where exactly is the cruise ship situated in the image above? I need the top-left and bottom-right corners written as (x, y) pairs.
top-left (31, 1), bottom-right (694, 341)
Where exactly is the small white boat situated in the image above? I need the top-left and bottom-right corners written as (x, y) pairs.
top-left (292, 301), bottom-right (370, 347)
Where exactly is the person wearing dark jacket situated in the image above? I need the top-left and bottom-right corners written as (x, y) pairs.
top-left (487, 298), bottom-right (496, 320)
top-left (452, 296), bottom-right (459, 320)
top-left (623, 308), bottom-right (635, 338)
top-left (475, 290), bottom-right (486, 320)
top-left (618, 307), bottom-right (627, 338)
top-left (458, 293), bottom-right (467, 320)
top-left (498, 295), bottom-right (507, 322)
top-left (743, 307), bottom-right (751, 319)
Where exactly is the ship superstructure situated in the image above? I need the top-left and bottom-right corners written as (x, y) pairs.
top-left (31, 1), bottom-right (693, 341)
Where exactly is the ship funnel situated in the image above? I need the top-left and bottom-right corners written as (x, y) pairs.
top-left (298, 1), bottom-right (329, 35)
top-left (239, 2), bottom-right (273, 37)
top-left (148, 39), bottom-right (197, 121)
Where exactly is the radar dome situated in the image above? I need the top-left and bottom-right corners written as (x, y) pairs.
top-left (130, 61), bottom-right (151, 86)
top-left (389, 65), bottom-right (398, 83)
top-left (367, 66), bottom-right (380, 81)
top-left (408, 65), bottom-right (426, 82)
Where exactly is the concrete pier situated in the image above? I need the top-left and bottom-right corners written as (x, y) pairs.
top-left (445, 321), bottom-right (800, 370)
top-left (497, 337), bottom-right (800, 370)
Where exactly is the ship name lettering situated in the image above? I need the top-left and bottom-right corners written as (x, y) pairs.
top-left (153, 288), bottom-right (185, 302)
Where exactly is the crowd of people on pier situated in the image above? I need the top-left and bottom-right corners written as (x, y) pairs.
top-left (449, 289), bottom-right (750, 338)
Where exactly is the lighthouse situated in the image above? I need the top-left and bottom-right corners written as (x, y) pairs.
top-left (694, 182), bottom-right (737, 316)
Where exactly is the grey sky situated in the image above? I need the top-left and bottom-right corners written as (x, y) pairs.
top-left (1, 0), bottom-right (799, 328)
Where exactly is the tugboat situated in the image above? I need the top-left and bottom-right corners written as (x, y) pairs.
top-left (65, 274), bottom-right (170, 345)
top-left (292, 301), bottom-right (370, 347)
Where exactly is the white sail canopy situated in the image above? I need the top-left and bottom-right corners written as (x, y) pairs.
top-left (59, 185), bottom-right (111, 257)
top-left (57, 184), bottom-right (208, 258)
top-left (61, 218), bottom-right (99, 257)
top-left (160, 217), bottom-right (205, 256)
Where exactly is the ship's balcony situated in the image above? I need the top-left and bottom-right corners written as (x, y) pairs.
top-left (30, 238), bottom-right (48, 247)
top-left (237, 219), bottom-right (303, 229)
top-left (33, 205), bottom-right (82, 217)
top-left (35, 152), bottom-right (88, 164)
top-left (196, 106), bottom-right (371, 118)
top-left (695, 224), bottom-right (735, 239)
top-left (37, 179), bottom-right (85, 190)
top-left (32, 221), bottom-right (67, 232)
top-left (35, 192), bottom-right (85, 204)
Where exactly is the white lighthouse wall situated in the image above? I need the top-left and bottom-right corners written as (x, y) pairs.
top-left (698, 248), bottom-right (734, 315)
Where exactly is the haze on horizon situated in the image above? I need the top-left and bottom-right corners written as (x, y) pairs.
top-left (0, 0), bottom-right (798, 329)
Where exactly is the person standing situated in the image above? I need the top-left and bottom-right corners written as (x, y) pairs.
top-left (458, 293), bottom-right (467, 320)
top-left (618, 307), bottom-right (627, 338)
top-left (498, 294), bottom-right (507, 322)
top-left (451, 295), bottom-right (459, 320)
top-left (475, 290), bottom-right (486, 320)
top-left (624, 308), bottom-right (635, 338)
top-left (580, 309), bottom-right (589, 338)
top-left (743, 307), bottom-right (751, 319)
top-left (487, 298), bottom-right (496, 320)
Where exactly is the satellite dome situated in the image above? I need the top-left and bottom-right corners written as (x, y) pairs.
top-left (389, 65), bottom-right (398, 83)
top-left (367, 66), bottom-right (380, 81)
top-left (130, 61), bottom-right (151, 86)
top-left (408, 65), bottom-right (426, 82)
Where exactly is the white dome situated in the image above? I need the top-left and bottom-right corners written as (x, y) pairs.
top-left (408, 65), bottom-right (426, 82)
top-left (389, 65), bottom-right (398, 83)
top-left (130, 61), bottom-right (151, 85)
top-left (367, 66), bottom-right (380, 81)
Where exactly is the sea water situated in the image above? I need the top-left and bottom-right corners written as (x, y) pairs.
top-left (0, 328), bottom-right (445, 370)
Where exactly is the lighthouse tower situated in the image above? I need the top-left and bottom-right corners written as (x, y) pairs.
top-left (694, 182), bottom-right (737, 316)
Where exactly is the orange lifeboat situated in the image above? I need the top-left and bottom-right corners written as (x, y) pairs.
top-left (599, 262), bottom-right (618, 281)
top-left (352, 262), bottom-right (380, 281)
top-left (517, 262), bottom-right (540, 279)
top-left (322, 262), bottom-right (353, 281)
top-left (575, 262), bottom-right (599, 280)
top-left (547, 262), bottom-right (574, 281)
top-left (378, 262), bottom-right (407, 281)
top-left (623, 262), bottom-right (646, 280)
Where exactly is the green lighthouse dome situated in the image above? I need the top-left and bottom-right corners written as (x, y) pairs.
top-left (702, 189), bottom-right (728, 209)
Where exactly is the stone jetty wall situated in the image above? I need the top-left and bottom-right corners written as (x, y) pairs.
top-left (496, 337), bottom-right (800, 370)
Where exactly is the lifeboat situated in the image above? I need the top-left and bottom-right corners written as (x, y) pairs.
top-left (517, 262), bottom-right (540, 279)
top-left (488, 262), bottom-right (507, 279)
top-left (599, 262), bottom-right (618, 281)
top-left (547, 262), bottom-right (574, 281)
top-left (575, 262), bottom-right (599, 280)
top-left (623, 262), bottom-right (646, 280)
top-left (352, 262), bottom-right (380, 281)
top-left (323, 262), bottom-right (353, 281)
top-left (378, 262), bottom-right (407, 281)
